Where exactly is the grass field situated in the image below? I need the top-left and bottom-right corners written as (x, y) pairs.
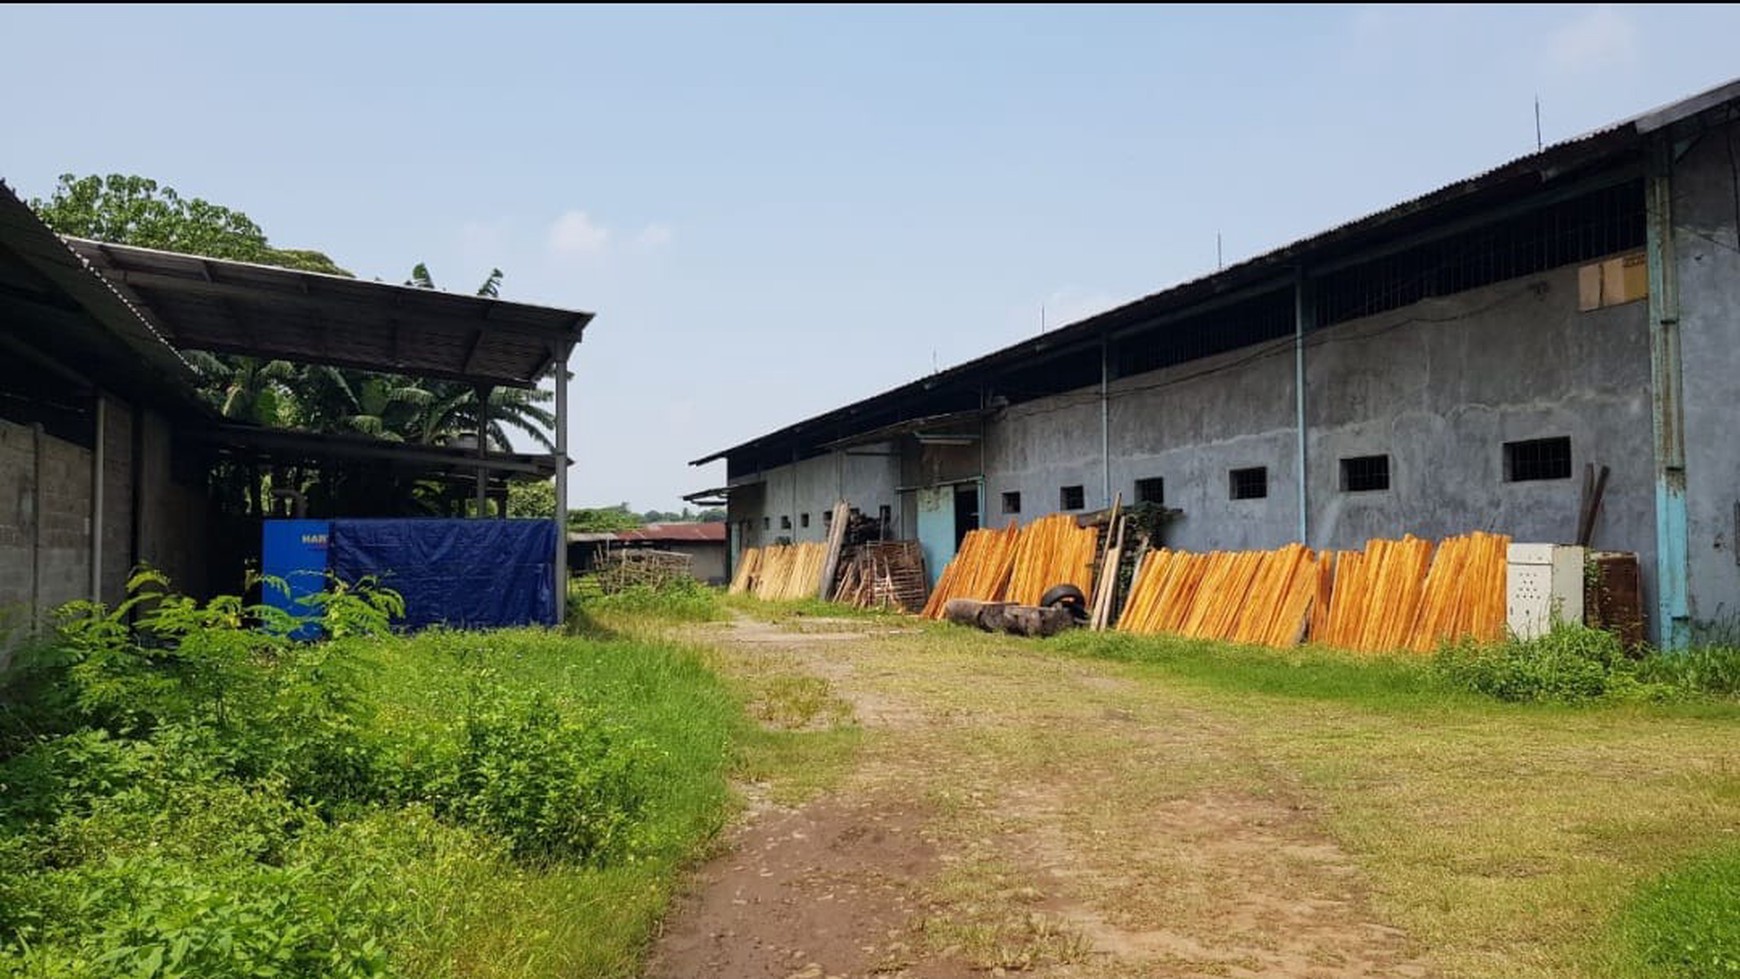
top-left (664, 598), bottom-right (1740, 978)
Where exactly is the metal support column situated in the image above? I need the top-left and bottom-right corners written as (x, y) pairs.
top-left (1646, 138), bottom-right (1690, 649)
top-left (474, 384), bottom-right (491, 516)
top-left (90, 391), bottom-right (106, 602)
top-left (1294, 272), bottom-right (1314, 545)
top-left (1100, 337), bottom-right (1111, 508)
top-left (552, 349), bottom-right (570, 626)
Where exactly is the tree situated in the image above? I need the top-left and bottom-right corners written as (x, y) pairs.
top-left (31, 174), bottom-right (349, 275)
top-left (568, 504), bottom-right (642, 533)
top-left (507, 480), bottom-right (556, 518)
top-left (402, 264), bottom-right (556, 452)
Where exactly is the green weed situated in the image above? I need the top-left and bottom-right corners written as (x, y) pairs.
top-left (1615, 844), bottom-right (1740, 978)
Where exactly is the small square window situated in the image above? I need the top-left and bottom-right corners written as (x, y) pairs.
top-left (780, 515), bottom-right (792, 529)
top-left (1134, 477), bottom-right (1164, 505)
top-left (762, 517), bottom-right (770, 530)
top-left (1059, 485), bottom-right (1085, 511)
top-left (877, 504), bottom-right (891, 524)
top-left (1230, 467), bottom-right (1267, 500)
top-left (1002, 491), bottom-right (1022, 514)
top-left (800, 513), bottom-right (811, 528)
top-left (822, 509), bottom-right (832, 525)
top-left (1339, 455), bottom-right (1390, 492)
top-left (1505, 437), bottom-right (1572, 482)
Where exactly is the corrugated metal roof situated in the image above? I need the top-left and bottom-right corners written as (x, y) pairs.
top-left (692, 75), bottom-right (1740, 469)
top-left (69, 238), bottom-right (594, 389)
top-left (614, 522), bottom-right (727, 543)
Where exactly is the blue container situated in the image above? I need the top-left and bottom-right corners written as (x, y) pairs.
top-left (262, 519), bottom-right (331, 639)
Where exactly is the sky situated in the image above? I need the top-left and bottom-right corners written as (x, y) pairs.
top-left (4, 4), bottom-right (1739, 512)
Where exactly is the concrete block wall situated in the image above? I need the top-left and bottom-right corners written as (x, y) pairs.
top-left (1306, 263), bottom-right (1655, 568)
top-left (729, 441), bottom-right (900, 551)
top-left (1, 403), bottom-right (208, 652)
top-left (1673, 121), bottom-right (1740, 628)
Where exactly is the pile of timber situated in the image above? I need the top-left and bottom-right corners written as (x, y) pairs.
top-left (1118, 544), bottom-right (1319, 645)
top-left (727, 547), bottom-right (762, 594)
top-left (833, 540), bottom-right (928, 613)
top-left (739, 542), bottom-right (831, 601)
top-left (1320, 532), bottom-right (1510, 652)
top-left (1114, 531), bottom-right (1510, 652)
top-left (921, 515), bottom-right (1100, 620)
top-left (1004, 513), bottom-right (1100, 607)
top-left (921, 525), bottom-right (1022, 618)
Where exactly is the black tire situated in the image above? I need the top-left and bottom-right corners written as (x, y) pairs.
top-left (1038, 583), bottom-right (1087, 611)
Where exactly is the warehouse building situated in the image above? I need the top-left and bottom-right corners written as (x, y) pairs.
top-left (1, 181), bottom-right (589, 646)
top-left (691, 78), bottom-right (1740, 647)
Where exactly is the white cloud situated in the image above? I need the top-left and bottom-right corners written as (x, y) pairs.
top-left (546, 210), bottom-right (611, 257)
top-left (633, 223), bottom-right (674, 251)
top-left (1546, 5), bottom-right (1638, 74)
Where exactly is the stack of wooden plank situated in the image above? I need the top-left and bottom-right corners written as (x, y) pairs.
top-left (738, 542), bottom-right (831, 601)
top-left (833, 540), bottom-right (929, 613)
top-left (1115, 532), bottom-right (1511, 652)
top-left (1402, 532), bottom-right (1510, 650)
top-left (728, 547), bottom-right (763, 594)
top-left (1318, 536), bottom-right (1435, 651)
top-left (921, 524), bottom-right (1021, 618)
top-left (1004, 514), bottom-right (1099, 607)
top-left (1117, 544), bottom-right (1319, 646)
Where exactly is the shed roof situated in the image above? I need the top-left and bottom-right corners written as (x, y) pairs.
top-left (0, 182), bottom-right (205, 411)
top-left (691, 76), bottom-right (1740, 469)
top-left (68, 239), bottom-right (593, 389)
top-left (614, 522), bottom-right (727, 544)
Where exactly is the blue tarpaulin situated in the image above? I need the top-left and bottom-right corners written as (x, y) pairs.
top-left (328, 519), bottom-right (557, 630)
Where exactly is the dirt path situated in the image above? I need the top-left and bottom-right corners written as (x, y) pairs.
top-left (645, 615), bottom-right (1433, 979)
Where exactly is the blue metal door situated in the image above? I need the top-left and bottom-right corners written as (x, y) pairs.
top-left (916, 487), bottom-right (955, 588)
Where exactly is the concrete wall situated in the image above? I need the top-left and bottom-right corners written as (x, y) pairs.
top-left (2, 404), bottom-right (210, 652)
top-left (985, 340), bottom-right (1302, 551)
top-left (731, 256), bottom-right (1661, 600)
top-left (728, 441), bottom-right (900, 554)
top-left (1674, 120), bottom-right (1740, 628)
top-left (1306, 263), bottom-right (1654, 565)
top-left (666, 542), bottom-right (727, 584)
top-left (1, 417), bottom-right (94, 625)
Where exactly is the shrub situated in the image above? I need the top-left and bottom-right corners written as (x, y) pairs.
top-left (1636, 645), bottom-right (1740, 699)
top-left (1434, 624), bottom-right (1680, 704)
top-left (440, 691), bottom-right (656, 864)
top-left (576, 579), bottom-right (724, 624)
top-left (0, 571), bottom-right (741, 976)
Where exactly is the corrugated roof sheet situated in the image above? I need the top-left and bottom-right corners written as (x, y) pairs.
top-left (614, 522), bottom-right (727, 543)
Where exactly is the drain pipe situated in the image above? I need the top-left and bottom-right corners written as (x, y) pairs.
top-left (1294, 272), bottom-right (1313, 545)
top-left (90, 392), bottom-right (105, 602)
top-left (1100, 337), bottom-right (1111, 508)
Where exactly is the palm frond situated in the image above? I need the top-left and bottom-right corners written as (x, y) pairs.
top-left (476, 268), bottom-right (503, 299)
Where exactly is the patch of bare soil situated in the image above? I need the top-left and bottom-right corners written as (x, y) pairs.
top-left (650, 615), bottom-right (1434, 978)
top-left (644, 797), bottom-right (956, 979)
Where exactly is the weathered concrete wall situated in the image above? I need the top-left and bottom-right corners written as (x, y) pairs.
top-left (1673, 121), bottom-right (1740, 628)
top-left (134, 410), bottom-right (208, 597)
top-left (748, 256), bottom-right (1657, 580)
top-left (2, 405), bottom-right (209, 653)
top-left (984, 338), bottom-right (1301, 551)
top-left (727, 441), bottom-right (901, 551)
top-left (0, 417), bottom-right (95, 624)
top-left (1307, 263), bottom-right (1654, 569)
